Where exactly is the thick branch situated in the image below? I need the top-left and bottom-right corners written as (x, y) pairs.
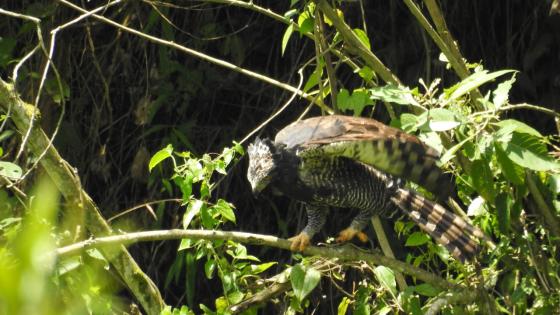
top-left (56, 229), bottom-right (459, 290)
top-left (0, 79), bottom-right (164, 315)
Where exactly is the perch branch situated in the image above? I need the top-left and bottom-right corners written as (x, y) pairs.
top-left (56, 229), bottom-right (461, 290)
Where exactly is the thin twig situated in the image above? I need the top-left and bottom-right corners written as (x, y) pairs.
top-left (58, 0), bottom-right (326, 110)
top-left (107, 198), bottom-right (182, 222)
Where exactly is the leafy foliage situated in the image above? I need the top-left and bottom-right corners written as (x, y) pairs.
top-left (0, 0), bottom-right (559, 314)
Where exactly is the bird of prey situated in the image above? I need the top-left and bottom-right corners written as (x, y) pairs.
top-left (247, 115), bottom-right (485, 261)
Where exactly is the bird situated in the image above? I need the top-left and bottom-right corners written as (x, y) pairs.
top-left (246, 115), bottom-right (485, 262)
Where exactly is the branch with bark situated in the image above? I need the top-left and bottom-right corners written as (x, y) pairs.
top-left (0, 79), bottom-right (164, 315)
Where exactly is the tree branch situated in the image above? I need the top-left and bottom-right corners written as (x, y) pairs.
top-left (55, 229), bottom-right (460, 290)
top-left (58, 0), bottom-right (329, 112)
top-left (0, 79), bottom-right (164, 315)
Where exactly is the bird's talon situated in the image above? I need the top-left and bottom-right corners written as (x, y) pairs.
top-left (289, 232), bottom-right (310, 252)
top-left (336, 227), bottom-right (367, 243)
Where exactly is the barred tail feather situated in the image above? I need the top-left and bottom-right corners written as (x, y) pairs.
top-left (391, 189), bottom-right (485, 262)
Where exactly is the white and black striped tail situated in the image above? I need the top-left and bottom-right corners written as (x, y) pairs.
top-left (391, 189), bottom-right (485, 262)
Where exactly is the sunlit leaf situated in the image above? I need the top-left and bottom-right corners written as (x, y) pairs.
top-left (297, 12), bottom-right (313, 35)
top-left (0, 161), bottom-right (22, 179)
top-left (249, 262), bottom-right (277, 274)
top-left (338, 297), bottom-right (351, 315)
top-left (291, 265), bottom-right (321, 301)
top-left (204, 259), bottom-right (216, 279)
top-left (420, 108), bottom-right (461, 132)
top-left (373, 266), bottom-right (396, 294)
top-left (369, 84), bottom-right (418, 106)
top-left (446, 69), bottom-right (515, 100)
top-left (357, 66), bottom-right (374, 81)
top-left (303, 66), bottom-right (323, 93)
top-left (281, 24), bottom-right (294, 56)
top-left (493, 74), bottom-right (516, 108)
top-left (467, 196), bottom-right (486, 217)
top-left (214, 199), bottom-right (236, 223)
top-left (353, 28), bottom-right (371, 50)
top-left (495, 119), bottom-right (542, 139)
top-left (149, 144), bottom-right (173, 171)
top-left (183, 199), bottom-right (203, 229)
top-left (405, 232), bottom-right (430, 247)
top-left (500, 132), bottom-right (559, 171)
top-left (337, 88), bottom-right (372, 115)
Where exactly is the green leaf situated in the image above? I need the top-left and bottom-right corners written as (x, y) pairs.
top-left (421, 108), bottom-right (461, 132)
top-left (357, 66), bottom-right (374, 81)
top-left (496, 193), bottom-right (512, 234)
top-left (373, 266), bottom-right (396, 294)
top-left (290, 265), bottom-right (321, 301)
top-left (178, 238), bottom-right (193, 250)
top-left (495, 119), bottom-right (542, 139)
top-left (493, 74), bottom-right (516, 108)
top-left (494, 143), bottom-right (525, 185)
top-left (369, 84), bottom-right (418, 105)
top-left (297, 12), bottom-right (313, 35)
top-left (336, 88), bottom-right (372, 115)
top-left (337, 297), bottom-right (351, 315)
top-left (467, 196), bottom-right (487, 217)
top-left (405, 232), bottom-right (430, 247)
top-left (353, 28), bottom-right (371, 50)
top-left (0, 161), bottom-right (22, 179)
top-left (500, 132), bottom-right (559, 171)
top-left (413, 283), bottom-right (441, 297)
top-left (200, 204), bottom-right (217, 228)
top-left (398, 113), bottom-right (419, 133)
top-left (446, 69), bottom-right (515, 101)
top-left (471, 159), bottom-right (496, 202)
top-left (418, 132), bottom-right (444, 154)
top-left (174, 176), bottom-right (193, 200)
top-left (199, 303), bottom-right (215, 315)
top-left (249, 262), bottom-right (277, 274)
top-left (149, 144), bottom-right (173, 171)
top-left (214, 199), bottom-right (236, 223)
top-left (281, 24), bottom-right (294, 56)
top-left (183, 199), bottom-right (203, 229)
top-left (204, 259), bottom-right (216, 279)
top-left (303, 66), bottom-right (323, 93)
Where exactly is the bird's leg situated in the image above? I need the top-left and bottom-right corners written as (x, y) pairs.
top-left (336, 207), bottom-right (372, 243)
top-left (289, 205), bottom-right (328, 252)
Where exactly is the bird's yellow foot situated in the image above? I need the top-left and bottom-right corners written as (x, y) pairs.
top-left (289, 232), bottom-right (311, 252)
top-left (336, 227), bottom-right (368, 243)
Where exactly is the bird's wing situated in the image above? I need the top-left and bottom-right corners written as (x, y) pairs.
top-left (275, 115), bottom-right (451, 199)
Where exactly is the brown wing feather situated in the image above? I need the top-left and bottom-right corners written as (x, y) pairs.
top-left (275, 115), bottom-right (451, 199)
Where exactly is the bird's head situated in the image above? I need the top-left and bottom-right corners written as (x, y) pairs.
top-left (247, 137), bottom-right (277, 195)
